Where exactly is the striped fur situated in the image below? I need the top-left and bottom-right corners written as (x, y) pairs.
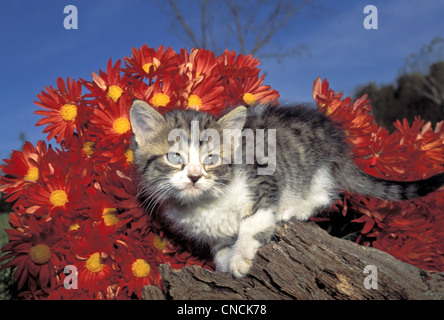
top-left (130, 100), bottom-right (444, 277)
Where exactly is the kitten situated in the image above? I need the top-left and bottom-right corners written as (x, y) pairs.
top-left (129, 99), bottom-right (444, 278)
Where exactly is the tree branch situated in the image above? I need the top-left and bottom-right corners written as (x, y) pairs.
top-left (251, 0), bottom-right (313, 56)
top-left (251, 0), bottom-right (282, 56)
top-left (200, 0), bottom-right (210, 49)
top-left (143, 219), bottom-right (444, 300)
top-left (408, 75), bottom-right (444, 106)
top-left (166, 0), bottom-right (201, 48)
top-left (225, 0), bottom-right (246, 55)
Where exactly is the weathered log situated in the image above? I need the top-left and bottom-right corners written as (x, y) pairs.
top-left (142, 219), bottom-right (444, 300)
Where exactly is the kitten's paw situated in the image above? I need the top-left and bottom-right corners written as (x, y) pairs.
top-left (276, 206), bottom-right (297, 222)
top-left (229, 252), bottom-right (253, 278)
top-left (229, 241), bottom-right (260, 278)
top-left (214, 247), bottom-right (232, 273)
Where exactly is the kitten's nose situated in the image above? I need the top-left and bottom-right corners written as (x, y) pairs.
top-left (187, 164), bottom-right (203, 183)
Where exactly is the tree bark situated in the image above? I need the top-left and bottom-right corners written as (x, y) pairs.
top-left (142, 219), bottom-right (444, 300)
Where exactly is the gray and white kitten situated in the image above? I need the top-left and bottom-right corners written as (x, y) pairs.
top-left (129, 99), bottom-right (444, 278)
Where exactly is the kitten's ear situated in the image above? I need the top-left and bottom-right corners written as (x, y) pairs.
top-left (129, 100), bottom-right (165, 145)
top-left (217, 106), bottom-right (247, 131)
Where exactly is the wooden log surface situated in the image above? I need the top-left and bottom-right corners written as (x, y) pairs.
top-left (142, 219), bottom-right (444, 300)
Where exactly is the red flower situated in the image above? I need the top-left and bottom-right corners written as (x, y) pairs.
top-left (114, 240), bottom-right (161, 298)
top-left (216, 49), bottom-right (260, 79)
top-left (179, 48), bottom-right (217, 80)
top-left (123, 45), bottom-right (179, 80)
top-left (90, 93), bottom-right (133, 145)
top-left (0, 215), bottom-right (66, 296)
top-left (34, 77), bottom-right (89, 146)
top-left (82, 59), bottom-right (128, 103)
top-left (85, 192), bottom-right (133, 234)
top-left (226, 74), bottom-right (280, 107)
top-left (69, 223), bottom-right (115, 292)
top-left (313, 78), bottom-right (377, 155)
top-left (131, 73), bottom-right (181, 112)
top-left (98, 167), bottom-right (152, 235)
top-left (22, 147), bottom-right (87, 220)
top-left (182, 75), bottom-right (226, 115)
top-left (0, 141), bottom-right (47, 203)
top-left (393, 117), bottom-right (444, 176)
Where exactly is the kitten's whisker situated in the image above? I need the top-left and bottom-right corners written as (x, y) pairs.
top-left (142, 184), bottom-right (175, 214)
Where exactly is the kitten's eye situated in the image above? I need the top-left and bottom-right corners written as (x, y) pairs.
top-left (203, 154), bottom-right (219, 165)
top-left (167, 153), bottom-right (184, 165)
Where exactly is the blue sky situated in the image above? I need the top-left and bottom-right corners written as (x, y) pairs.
top-left (1, 0), bottom-right (443, 161)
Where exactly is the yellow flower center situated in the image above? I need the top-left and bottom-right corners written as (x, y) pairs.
top-left (60, 104), bottom-right (78, 121)
top-left (85, 252), bottom-right (105, 273)
top-left (188, 95), bottom-right (203, 110)
top-left (151, 93), bottom-right (170, 108)
top-left (29, 244), bottom-right (51, 265)
top-left (69, 223), bottom-right (80, 231)
top-left (142, 63), bottom-right (157, 74)
top-left (153, 235), bottom-right (167, 251)
top-left (49, 190), bottom-right (68, 207)
top-left (113, 118), bottom-right (131, 135)
top-left (82, 141), bottom-right (95, 157)
top-left (24, 167), bottom-right (39, 182)
top-left (106, 85), bottom-right (124, 102)
top-left (131, 259), bottom-right (151, 278)
top-left (319, 104), bottom-right (332, 116)
top-left (125, 149), bottom-right (134, 164)
top-left (102, 208), bottom-right (119, 226)
top-left (243, 93), bottom-right (256, 106)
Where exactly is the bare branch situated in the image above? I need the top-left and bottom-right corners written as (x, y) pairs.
top-left (407, 76), bottom-right (444, 106)
top-left (166, 0), bottom-right (201, 48)
top-left (251, 0), bottom-right (313, 56)
top-left (403, 36), bottom-right (444, 75)
top-left (421, 76), bottom-right (444, 105)
top-left (252, 0), bottom-right (282, 56)
top-left (157, 0), bottom-right (318, 61)
top-left (201, 0), bottom-right (210, 49)
top-left (244, 0), bottom-right (267, 35)
top-left (257, 44), bottom-right (311, 62)
top-left (225, 0), bottom-right (246, 54)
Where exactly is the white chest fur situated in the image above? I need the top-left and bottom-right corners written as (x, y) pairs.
top-left (163, 173), bottom-right (253, 246)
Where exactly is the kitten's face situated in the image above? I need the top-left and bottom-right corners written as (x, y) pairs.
top-left (129, 100), bottom-right (246, 205)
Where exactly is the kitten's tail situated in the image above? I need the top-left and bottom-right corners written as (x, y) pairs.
top-left (336, 161), bottom-right (444, 200)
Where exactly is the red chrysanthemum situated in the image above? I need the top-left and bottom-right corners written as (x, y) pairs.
top-left (131, 73), bottom-right (181, 112)
top-left (82, 59), bottom-right (129, 104)
top-left (226, 74), bottom-right (280, 107)
top-left (182, 75), bottom-right (226, 115)
top-left (123, 45), bottom-right (179, 80)
top-left (21, 147), bottom-right (88, 220)
top-left (113, 240), bottom-right (161, 298)
top-left (0, 141), bottom-right (47, 203)
top-left (216, 49), bottom-right (260, 79)
top-left (85, 192), bottom-right (132, 234)
top-left (0, 215), bottom-right (66, 297)
top-left (90, 93), bottom-right (133, 145)
top-left (179, 48), bottom-right (217, 80)
top-left (34, 77), bottom-right (89, 146)
top-left (68, 223), bottom-right (115, 292)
